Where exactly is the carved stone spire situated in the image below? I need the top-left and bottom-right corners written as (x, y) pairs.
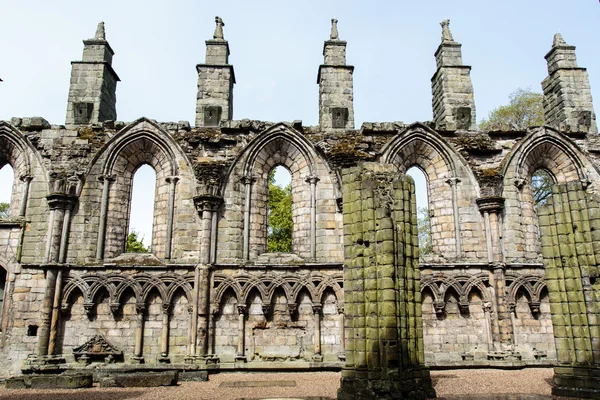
top-left (66, 21), bottom-right (119, 126)
top-left (441, 19), bottom-right (454, 42)
top-left (552, 33), bottom-right (566, 47)
top-left (542, 33), bottom-right (597, 133)
top-left (330, 18), bottom-right (339, 40)
top-left (196, 17), bottom-right (235, 127)
top-left (431, 20), bottom-right (476, 131)
top-left (95, 21), bottom-right (106, 41)
top-left (214, 16), bottom-right (225, 40)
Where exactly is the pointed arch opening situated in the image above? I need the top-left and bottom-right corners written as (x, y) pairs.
top-left (0, 265), bottom-right (6, 327)
top-left (407, 166), bottom-right (431, 258)
top-left (267, 165), bottom-right (293, 253)
top-left (0, 164), bottom-right (15, 219)
top-left (127, 164), bottom-right (156, 253)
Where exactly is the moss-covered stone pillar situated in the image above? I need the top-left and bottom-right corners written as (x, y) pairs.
top-left (338, 163), bottom-right (435, 400)
top-left (538, 181), bottom-right (600, 398)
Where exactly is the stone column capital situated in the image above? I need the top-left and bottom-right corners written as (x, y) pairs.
top-left (165, 176), bottom-right (180, 184)
top-left (109, 302), bottom-right (120, 315)
top-left (446, 177), bottom-right (461, 186)
top-left (20, 174), bottom-right (34, 183)
top-left (311, 303), bottom-right (322, 314)
top-left (261, 304), bottom-right (271, 316)
top-left (99, 174), bottom-right (116, 183)
top-left (136, 303), bottom-right (146, 315)
top-left (306, 175), bottom-right (320, 185)
top-left (237, 304), bottom-right (247, 315)
top-left (476, 196), bottom-right (505, 213)
top-left (240, 175), bottom-right (256, 185)
top-left (162, 303), bottom-right (171, 315)
top-left (46, 193), bottom-right (78, 211)
top-left (338, 304), bottom-right (344, 314)
top-left (193, 194), bottom-right (223, 213)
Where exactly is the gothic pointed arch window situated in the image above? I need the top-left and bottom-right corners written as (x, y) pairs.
top-left (126, 164), bottom-right (156, 253)
top-left (407, 166), bottom-right (432, 257)
top-left (0, 164), bottom-right (15, 219)
top-left (267, 165), bottom-right (293, 253)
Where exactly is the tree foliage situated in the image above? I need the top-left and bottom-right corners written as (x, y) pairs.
top-left (127, 230), bottom-right (149, 253)
top-left (480, 88), bottom-right (544, 130)
top-left (0, 202), bottom-right (9, 219)
top-left (417, 207), bottom-right (432, 256)
top-left (532, 169), bottom-right (553, 208)
top-left (267, 169), bottom-right (293, 252)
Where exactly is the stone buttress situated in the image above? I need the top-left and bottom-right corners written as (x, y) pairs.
top-left (538, 182), bottom-right (600, 398)
top-left (338, 163), bottom-right (435, 400)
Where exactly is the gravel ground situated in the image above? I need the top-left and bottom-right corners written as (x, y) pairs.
top-left (0, 368), bottom-right (584, 399)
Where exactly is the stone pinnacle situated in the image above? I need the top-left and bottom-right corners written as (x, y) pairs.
top-left (95, 21), bottom-right (106, 40)
top-left (330, 18), bottom-right (339, 40)
top-left (440, 19), bottom-right (454, 43)
top-left (214, 16), bottom-right (225, 40)
top-left (553, 33), bottom-right (567, 47)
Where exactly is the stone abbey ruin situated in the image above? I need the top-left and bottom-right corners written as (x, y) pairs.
top-left (1, 16), bottom-right (600, 398)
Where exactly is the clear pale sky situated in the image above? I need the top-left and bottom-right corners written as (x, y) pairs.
top-left (1, 1), bottom-right (598, 246)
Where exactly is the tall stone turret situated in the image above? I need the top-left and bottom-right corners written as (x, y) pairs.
top-left (542, 34), bottom-right (597, 134)
top-left (195, 16), bottom-right (236, 127)
top-left (431, 20), bottom-right (476, 131)
top-left (66, 22), bottom-right (120, 126)
top-left (317, 19), bottom-right (354, 130)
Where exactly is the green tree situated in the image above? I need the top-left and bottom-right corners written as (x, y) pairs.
top-left (127, 230), bottom-right (149, 253)
top-left (267, 170), bottom-right (293, 252)
top-left (532, 169), bottom-right (553, 208)
top-left (480, 88), bottom-right (544, 130)
top-left (0, 202), bottom-right (9, 219)
top-left (417, 207), bottom-right (432, 256)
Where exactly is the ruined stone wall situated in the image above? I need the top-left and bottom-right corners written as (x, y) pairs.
top-left (3, 113), bottom-right (600, 376)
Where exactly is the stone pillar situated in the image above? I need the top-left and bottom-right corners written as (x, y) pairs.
top-left (312, 303), bottom-right (323, 362)
top-left (338, 163), bottom-right (435, 400)
top-left (538, 182), bottom-right (600, 397)
top-left (241, 176), bottom-right (255, 260)
top-left (318, 19), bottom-right (354, 130)
top-left (194, 195), bottom-right (223, 265)
top-left (38, 192), bottom-right (77, 357)
top-left (431, 20), bottom-right (477, 131)
top-left (235, 304), bottom-right (247, 362)
top-left (542, 34), bottom-right (597, 133)
top-left (18, 175), bottom-right (33, 217)
top-left (477, 197), bottom-right (514, 353)
top-left (338, 304), bottom-right (346, 361)
top-left (195, 16), bottom-right (235, 127)
top-left (132, 303), bottom-right (145, 364)
top-left (307, 175), bottom-right (319, 259)
top-left (96, 174), bottom-right (115, 261)
top-left (159, 304), bottom-right (171, 363)
top-left (447, 177), bottom-right (462, 257)
top-left (164, 176), bottom-right (179, 260)
top-left (66, 22), bottom-right (120, 126)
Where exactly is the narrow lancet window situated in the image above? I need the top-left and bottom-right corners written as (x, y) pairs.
top-left (0, 164), bottom-right (15, 219)
top-left (0, 266), bottom-right (6, 326)
top-left (531, 169), bottom-right (553, 209)
top-left (127, 164), bottom-right (156, 253)
top-left (267, 166), bottom-right (292, 252)
top-left (407, 166), bottom-right (431, 256)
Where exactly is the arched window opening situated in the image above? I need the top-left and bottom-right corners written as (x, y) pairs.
top-left (267, 166), bottom-right (292, 253)
top-left (0, 267), bottom-right (6, 326)
top-left (531, 169), bottom-right (554, 209)
top-left (0, 164), bottom-right (15, 219)
top-left (407, 166), bottom-right (431, 256)
top-left (127, 164), bottom-right (156, 253)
